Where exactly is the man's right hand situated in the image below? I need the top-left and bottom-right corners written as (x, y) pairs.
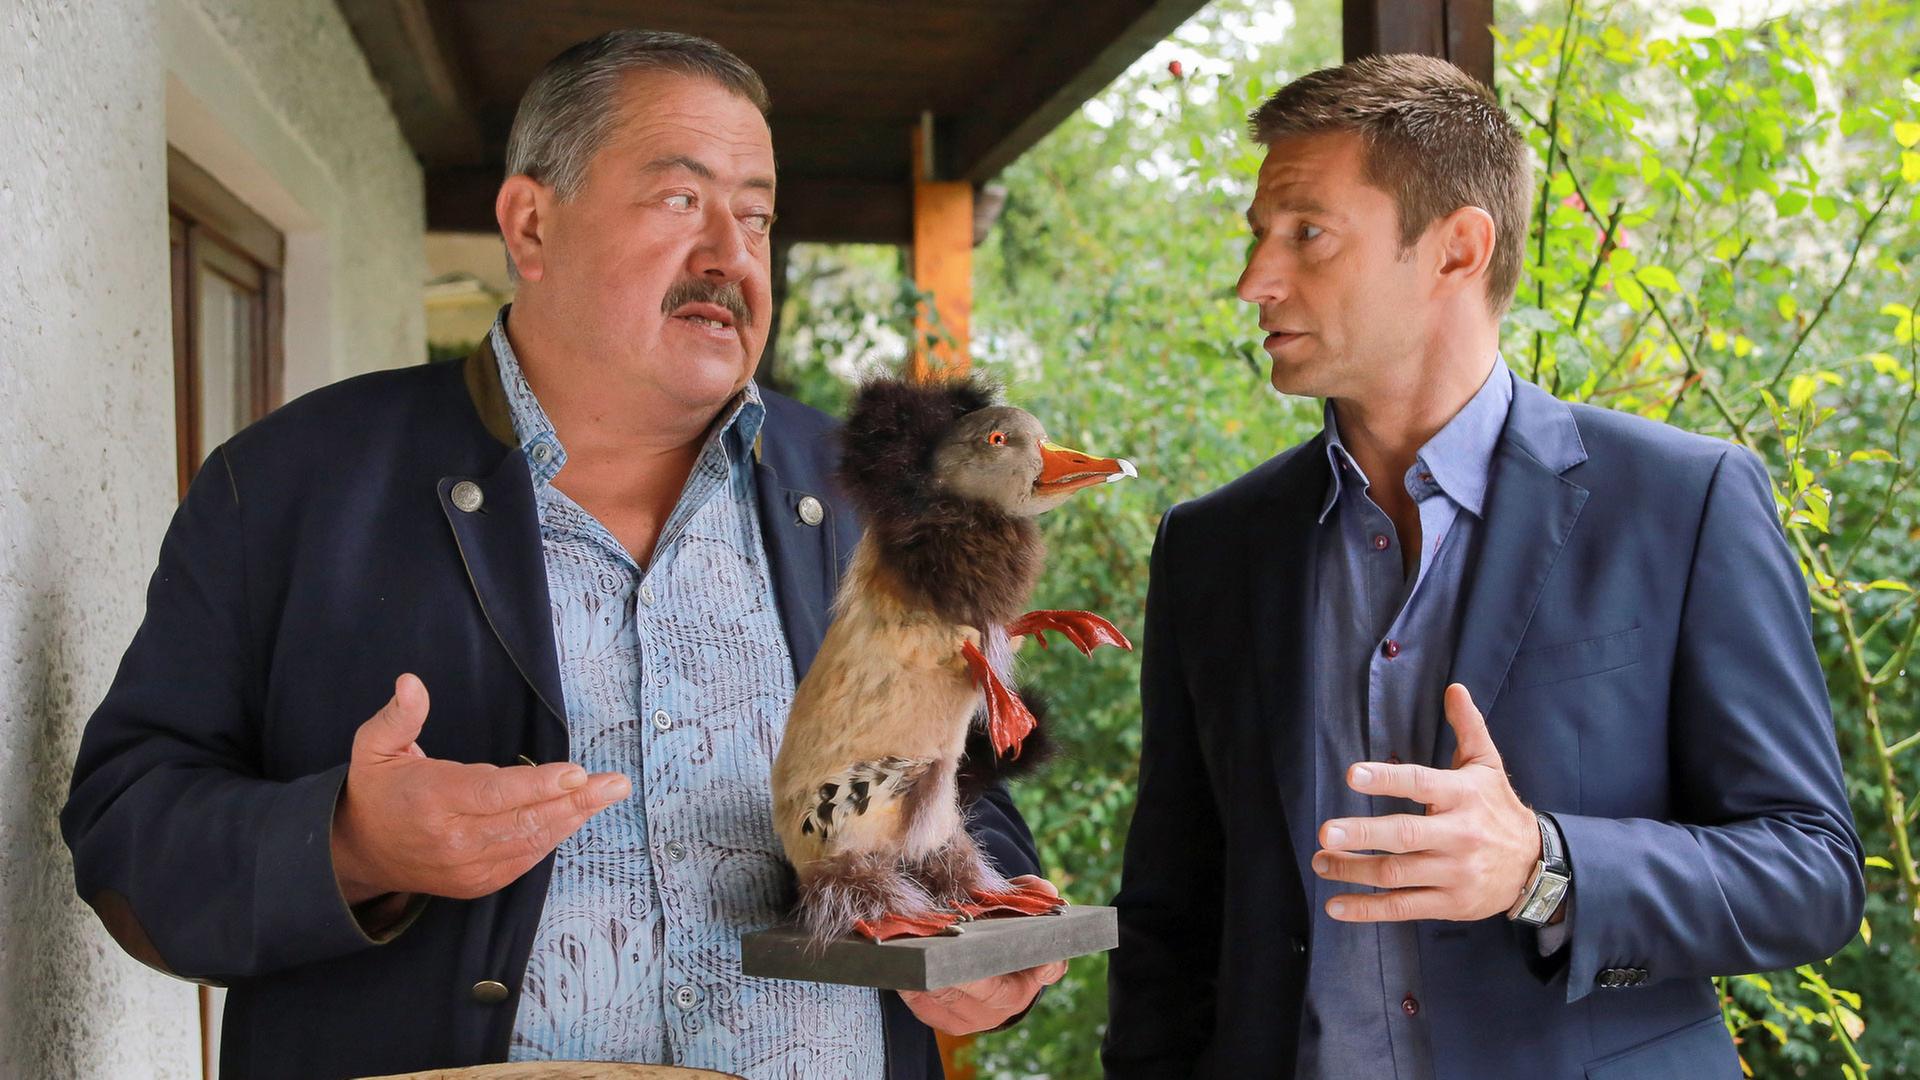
top-left (330, 673), bottom-right (632, 905)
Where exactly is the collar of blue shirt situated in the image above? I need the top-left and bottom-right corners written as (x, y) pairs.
top-left (1319, 354), bottom-right (1515, 523)
top-left (485, 305), bottom-right (766, 492)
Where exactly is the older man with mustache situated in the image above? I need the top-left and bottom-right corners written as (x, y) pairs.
top-left (62, 30), bottom-right (1054, 1080)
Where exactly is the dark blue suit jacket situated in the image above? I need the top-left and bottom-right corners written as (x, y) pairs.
top-left (1105, 378), bottom-right (1864, 1078)
top-left (61, 345), bottom-right (1039, 1079)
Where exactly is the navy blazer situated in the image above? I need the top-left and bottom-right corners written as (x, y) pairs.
top-left (1105, 378), bottom-right (1864, 1078)
top-left (61, 345), bottom-right (1039, 1079)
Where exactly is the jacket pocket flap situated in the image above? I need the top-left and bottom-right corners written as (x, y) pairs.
top-left (1510, 626), bottom-right (1643, 690)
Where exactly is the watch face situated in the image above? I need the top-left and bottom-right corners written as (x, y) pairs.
top-left (1522, 873), bottom-right (1572, 924)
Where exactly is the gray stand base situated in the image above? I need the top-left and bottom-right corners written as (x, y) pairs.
top-left (739, 905), bottom-right (1117, 992)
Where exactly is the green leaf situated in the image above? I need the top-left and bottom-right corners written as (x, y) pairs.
top-left (1868, 352), bottom-right (1911, 382)
top-left (1864, 578), bottom-right (1912, 590)
top-left (1812, 195), bottom-right (1839, 221)
top-left (1905, 151), bottom-right (1920, 184)
top-left (1803, 488), bottom-right (1831, 532)
top-left (1637, 266), bottom-right (1681, 292)
top-left (1789, 373), bottom-right (1819, 409)
top-left (1615, 274), bottom-right (1649, 311)
top-left (1778, 293), bottom-right (1798, 320)
top-left (1866, 855), bottom-right (1896, 869)
top-left (1850, 449), bottom-right (1898, 463)
top-left (1639, 154), bottom-right (1662, 185)
top-left (1681, 6), bottom-right (1716, 26)
top-left (1895, 120), bottom-right (1920, 148)
top-left (1774, 191), bottom-right (1808, 217)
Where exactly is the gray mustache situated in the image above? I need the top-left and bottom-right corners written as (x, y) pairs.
top-left (662, 278), bottom-right (753, 329)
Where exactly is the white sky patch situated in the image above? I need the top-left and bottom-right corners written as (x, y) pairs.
top-left (1506, 0), bottom-right (1795, 28)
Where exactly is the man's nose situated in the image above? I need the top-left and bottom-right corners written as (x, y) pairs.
top-left (690, 204), bottom-right (755, 283)
top-left (1236, 238), bottom-right (1291, 306)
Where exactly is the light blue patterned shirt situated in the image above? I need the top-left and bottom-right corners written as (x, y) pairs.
top-left (489, 311), bottom-right (885, 1076)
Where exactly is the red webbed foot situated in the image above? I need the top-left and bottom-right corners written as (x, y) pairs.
top-left (1006, 610), bottom-right (1133, 657)
top-left (962, 639), bottom-right (1038, 758)
top-left (853, 910), bottom-right (964, 942)
top-left (954, 879), bottom-right (1067, 921)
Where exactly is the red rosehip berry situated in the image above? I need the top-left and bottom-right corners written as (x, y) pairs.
top-left (1169, 60), bottom-right (1185, 78)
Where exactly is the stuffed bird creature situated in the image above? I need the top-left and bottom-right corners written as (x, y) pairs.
top-left (771, 375), bottom-right (1135, 947)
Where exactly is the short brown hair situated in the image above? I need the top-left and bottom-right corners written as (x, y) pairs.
top-left (1249, 54), bottom-right (1531, 316)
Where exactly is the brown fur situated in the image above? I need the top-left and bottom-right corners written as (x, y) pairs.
top-left (838, 377), bottom-right (1047, 629)
top-left (796, 850), bottom-right (941, 955)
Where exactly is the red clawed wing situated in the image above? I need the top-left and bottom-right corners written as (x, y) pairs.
top-left (1005, 610), bottom-right (1134, 657)
top-left (961, 639), bottom-right (1038, 759)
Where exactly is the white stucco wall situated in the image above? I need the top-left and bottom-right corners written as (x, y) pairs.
top-left (0, 0), bottom-right (424, 1074)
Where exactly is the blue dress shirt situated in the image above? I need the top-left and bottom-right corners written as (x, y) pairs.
top-left (1298, 357), bottom-right (1514, 1078)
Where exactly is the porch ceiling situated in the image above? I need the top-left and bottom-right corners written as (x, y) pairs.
top-left (337, 0), bottom-right (1211, 243)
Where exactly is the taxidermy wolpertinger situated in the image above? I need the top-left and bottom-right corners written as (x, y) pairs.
top-left (771, 375), bottom-right (1135, 946)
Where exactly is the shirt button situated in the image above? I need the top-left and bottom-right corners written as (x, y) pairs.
top-left (652, 709), bottom-right (673, 732)
top-left (674, 985), bottom-right (697, 1009)
top-left (530, 443), bottom-right (553, 464)
top-left (1402, 993), bottom-right (1420, 1017)
top-left (1371, 534), bottom-right (1390, 551)
top-left (665, 840), bottom-right (687, 862)
top-left (640, 583), bottom-right (656, 606)
top-left (1418, 472), bottom-right (1434, 484)
top-left (1382, 640), bottom-right (1401, 659)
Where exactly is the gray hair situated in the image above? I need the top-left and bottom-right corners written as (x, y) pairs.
top-left (499, 30), bottom-right (770, 281)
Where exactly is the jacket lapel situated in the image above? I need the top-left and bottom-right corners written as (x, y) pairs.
top-left (1438, 380), bottom-right (1590, 764)
top-left (752, 400), bottom-right (849, 682)
top-left (442, 344), bottom-right (569, 760)
top-left (1249, 439), bottom-right (1331, 871)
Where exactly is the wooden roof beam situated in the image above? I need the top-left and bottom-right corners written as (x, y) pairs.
top-left (1343, 0), bottom-right (1495, 87)
top-left (945, 0), bottom-right (1211, 184)
top-left (338, 0), bottom-right (487, 165)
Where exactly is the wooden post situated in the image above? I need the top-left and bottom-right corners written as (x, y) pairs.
top-left (910, 120), bottom-right (973, 381)
top-left (1343, 0), bottom-right (1496, 87)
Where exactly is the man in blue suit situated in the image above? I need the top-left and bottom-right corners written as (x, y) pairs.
top-left (1105, 54), bottom-right (1863, 1078)
top-left (62, 30), bottom-right (1055, 1079)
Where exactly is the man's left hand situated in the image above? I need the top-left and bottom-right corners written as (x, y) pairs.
top-left (898, 876), bottom-right (1068, 1035)
top-left (1313, 683), bottom-right (1539, 922)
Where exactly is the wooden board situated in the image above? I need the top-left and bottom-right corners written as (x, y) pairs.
top-left (739, 906), bottom-right (1117, 992)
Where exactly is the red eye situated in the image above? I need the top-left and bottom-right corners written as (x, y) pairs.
top-left (988, 431), bottom-right (1008, 447)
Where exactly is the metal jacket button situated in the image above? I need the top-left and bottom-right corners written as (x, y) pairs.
top-left (798, 495), bottom-right (824, 526)
top-left (451, 481), bottom-right (484, 513)
top-left (471, 979), bottom-right (509, 1004)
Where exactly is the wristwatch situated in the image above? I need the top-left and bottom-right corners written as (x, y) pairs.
top-left (1507, 811), bottom-right (1572, 926)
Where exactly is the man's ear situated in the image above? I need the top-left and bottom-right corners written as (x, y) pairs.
top-left (496, 175), bottom-right (552, 284)
top-left (1430, 205), bottom-right (1497, 302)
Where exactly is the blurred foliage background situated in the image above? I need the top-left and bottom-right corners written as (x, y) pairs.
top-left (770, 0), bottom-right (1920, 1074)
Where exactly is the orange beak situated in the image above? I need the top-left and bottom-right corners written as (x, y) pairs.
top-left (1035, 440), bottom-right (1137, 497)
